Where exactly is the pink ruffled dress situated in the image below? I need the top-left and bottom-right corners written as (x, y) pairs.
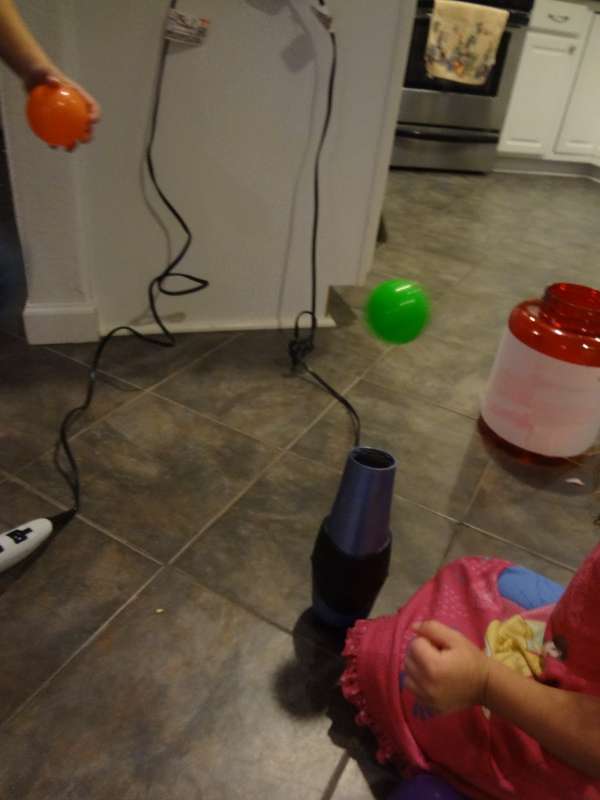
top-left (341, 544), bottom-right (600, 799)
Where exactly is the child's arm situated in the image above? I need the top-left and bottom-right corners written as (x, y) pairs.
top-left (486, 656), bottom-right (600, 779)
top-left (0, 0), bottom-right (99, 121)
top-left (405, 620), bottom-right (600, 780)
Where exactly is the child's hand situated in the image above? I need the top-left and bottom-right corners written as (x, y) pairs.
top-left (404, 620), bottom-right (490, 714)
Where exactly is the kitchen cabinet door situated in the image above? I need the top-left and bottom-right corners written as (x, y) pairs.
top-left (556, 16), bottom-right (600, 157)
top-left (499, 32), bottom-right (584, 157)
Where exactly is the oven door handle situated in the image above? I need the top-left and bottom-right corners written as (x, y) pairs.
top-left (396, 126), bottom-right (499, 145)
top-left (415, 10), bottom-right (529, 28)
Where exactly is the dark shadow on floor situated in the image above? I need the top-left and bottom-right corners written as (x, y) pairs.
top-left (0, 129), bottom-right (27, 337)
top-left (274, 608), bottom-right (400, 799)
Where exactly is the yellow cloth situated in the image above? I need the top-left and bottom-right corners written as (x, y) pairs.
top-left (485, 615), bottom-right (547, 678)
top-left (426, 0), bottom-right (509, 86)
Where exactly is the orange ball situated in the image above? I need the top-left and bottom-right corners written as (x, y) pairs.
top-left (26, 83), bottom-right (91, 148)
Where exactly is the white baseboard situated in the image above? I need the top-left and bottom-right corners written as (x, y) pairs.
top-left (494, 156), bottom-right (592, 178)
top-left (99, 314), bottom-right (336, 338)
top-left (24, 301), bottom-right (99, 345)
top-left (22, 302), bottom-right (335, 344)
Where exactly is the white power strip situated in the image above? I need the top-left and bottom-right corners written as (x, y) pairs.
top-left (310, 2), bottom-right (334, 30)
top-left (165, 9), bottom-right (210, 44)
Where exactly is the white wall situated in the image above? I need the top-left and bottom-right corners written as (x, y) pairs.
top-left (1, 0), bottom-right (414, 343)
top-left (1, 1), bottom-right (97, 342)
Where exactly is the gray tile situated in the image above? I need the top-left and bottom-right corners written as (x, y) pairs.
top-left (446, 525), bottom-right (574, 586)
top-left (0, 331), bottom-right (27, 362)
top-left (465, 457), bottom-right (600, 570)
top-left (426, 285), bottom-right (514, 355)
top-left (155, 327), bottom-right (386, 448)
top-left (382, 199), bottom-right (495, 269)
top-left (0, 347), bottom-right (139, 472)
top-left (0, 568), bottom-right (345, 800)
top-left (384, 171), bottom-right (480, 221)
top-left (462, 255), bottom-right (559, 302)
top-left (0, 480), bottom-right (157, 723)
top-left (293, 380), bottom-right (489, 520)
top-left (176, 452), bottom-right (455, 630)
top-left (546, 256), bottom-right (600, 291)
top-left (3, 168), bottom-right (600, 800)
top-left (380, 173), bottom-right (600, 290)
top-left (372, 244), bottom-right (475, 299)
top-left (376, 501), bottom-right (456, 616)
top-left (52, 330), bottom-right (234, 389)
top-left (21, 394), bottom-right (276, 562)
top-left (364, 333), bottom-right (492, 418)
top-left (330, 758), bottom-right (398, 800)
top-left (175, 452), bottom-right (341, 631)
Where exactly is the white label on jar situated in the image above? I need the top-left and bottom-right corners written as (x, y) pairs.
top-left (481, 329), bottom-right (600, 457)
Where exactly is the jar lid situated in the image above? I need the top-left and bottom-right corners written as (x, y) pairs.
top-left (541, 283), bottom-right (600, 337)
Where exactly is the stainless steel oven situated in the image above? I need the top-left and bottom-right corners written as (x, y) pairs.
top-left (392, 0), bottom-right (533, 172)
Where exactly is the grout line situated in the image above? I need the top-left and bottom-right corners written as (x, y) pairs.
top-left (358, 373), bottom-right (481, 423)
top-left (167, 449), bottom-right (286, 566)
top-left (458, 459), bottom-right (491, 525)
top-left (282, 441), bottom-right (464, 527)
top-left (283, 342), bottom-right (393, 455)
top-left (174, 565), bottom-right (345, 661)
top-left (170, 565), bottom-right (295, 637)
top-left (12, 329), bottom-right (371, 572)
top-left (43, 345), bottom-right (141, 390)
top-left (142, 331), bottom-right (244, 394)
top-left (72, 512), bottom-right (163, 565)
top-left (9, 336), bottom-right (245, 482)
top-left (146, 390), bottom-right (284, 452)
top-left (393, 493), bottom-right (460, 524)
top-left (53, 388), bottom-right (145, 444)
top-left (1, 566), bottom-right (164, 730)
top-left (283, 395), bottom-right (339, 453)
top-left (5, 474), bottom-right (163, 566)
top-left (44, 330), bottom-right (242, 392)
top-left (287, 447), bottom-right (342, 474)
top-left (7, 393), bottom-right (147, 484)
top-left (10, 338), bottom-right (255, 499)
top-left (43, 331), bottom-right (244, 445)
top-left (160, 336), bottom-right (397, 564)
top-left (460, 522), bottom-right (577, 574)
top-left (166, 333), bottom-right (397, 565)
top-left (320, 754), bottom-right (350, 800)
top-left (6, 473), bottom-right (72, 514)
top-left (8, 386), bottom-right (146, 480)
top-left (439, 523), bottom-right (461, 568)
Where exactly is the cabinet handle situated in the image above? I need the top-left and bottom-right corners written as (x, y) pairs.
top-left (568, 44), bottom-right (576, 54)
top-left (548, 13), bottom-right (570, 22)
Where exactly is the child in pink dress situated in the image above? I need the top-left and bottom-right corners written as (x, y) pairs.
top-left (341, 543), bottom-right (600, 799)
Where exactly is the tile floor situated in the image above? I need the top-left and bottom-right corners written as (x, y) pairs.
top-left (1, 171), bottom-right (599, 799)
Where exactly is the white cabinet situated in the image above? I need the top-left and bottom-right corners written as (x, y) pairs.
top-left (556, 15), bottom-right (600, 158)
top-left (499, 32), bottom-right (584, 156)
top-left (530, 0), bottom-right (591, 38)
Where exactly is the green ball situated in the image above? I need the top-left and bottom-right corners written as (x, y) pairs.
top-left (365, 279), bottom-right (430, 344)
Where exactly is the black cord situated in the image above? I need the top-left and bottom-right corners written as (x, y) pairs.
top-left (288, 5), bottom-right (361, 447)
top-left (54, 1), bottom-right (208, 516)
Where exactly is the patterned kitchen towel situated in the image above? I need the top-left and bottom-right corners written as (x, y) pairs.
top-left (426, 0), bottom-right (509, 85)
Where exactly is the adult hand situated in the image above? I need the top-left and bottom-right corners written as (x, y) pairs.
top-left (24, 64), bottom-right (101, 146)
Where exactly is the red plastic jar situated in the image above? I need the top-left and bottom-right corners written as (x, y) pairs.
top-left (481, 283), bottom-right (600, 458)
